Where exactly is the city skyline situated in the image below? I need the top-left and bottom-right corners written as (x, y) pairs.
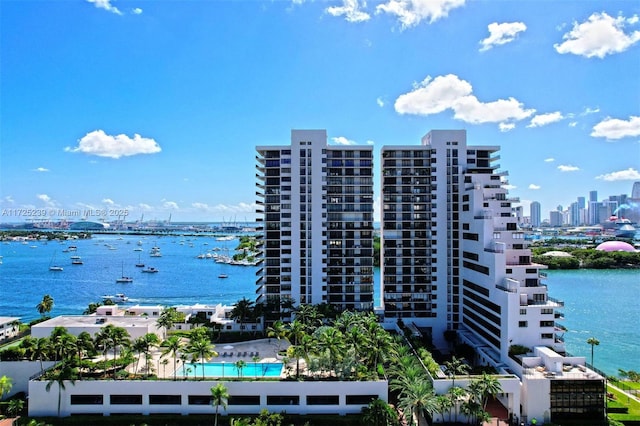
top-left (2, 0), bottom-right (639, 223)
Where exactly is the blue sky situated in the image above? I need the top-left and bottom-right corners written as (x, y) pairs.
top-left (1, 0), bottom-right (639, 224)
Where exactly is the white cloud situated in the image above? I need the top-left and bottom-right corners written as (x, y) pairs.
top-left (2, 196), bottom-right (15, 205)
top-left (503, 184), bottom-right (517, 190)
top-left (33, 167), bottom-right (49, 172)
top-left (581, 106), bottom-right (600, 115)
top-left (102, 198), bottom-right (115, 205)
top-left (591, 116), bottom-right (640, 140)
top-left (138, 203), bottom-right (153, 211)
top-left (213, 202), bottom-right (257, 214)
top-left (394, 74), bottom-right (534, 127)
top-left (479, 22), bottom-right (527, 51)
top-left (37, 194), bottom-right (57, 207)
top-left (132, 8), bottom-right (142, 14)
top-left (366, 140), bottom-right (375, 145)
top-left (65, 130), bottom-right (161, 159)
top-left (554, 12), bottom-right (640, 58)
top-left (331, 136), bottom-right (356, 145)
top-left (326, 0), bottom-right (371, 23)
top-left (569, 121), bottom-right (578, 127)
top-left (557, 165), bottom-right (580, 172)
top-left (595, 168), bottom-right (640, 181)
top-left (376, 97), bottom-right (385, 107)
top-left (376, 0), bottom-right (465, 29)
top-left (162, 201), bottom-right (179, 210)
top-left (86, 0), bottom-right (122, 15)
top-left (499, 123), bottom-right (515, 132)
top-left (528, 184), bottom-right (541, 190)
top-left (527, 111), bottom-right (564, 127)
top-left (192, 202), bottom-right (210, 210)
top-left (544, 158), bottom-right (555, 162)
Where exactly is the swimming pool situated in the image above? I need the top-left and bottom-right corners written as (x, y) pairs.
top-left (176, 362), bottom-right (283, 378)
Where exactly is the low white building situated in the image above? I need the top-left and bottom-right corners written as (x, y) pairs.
top-left (0, 316), bottom-right (20, 342)
top-left (28, 379), bottom-right (387, 417)
top-left (30, 315), bottom-right (163, 341)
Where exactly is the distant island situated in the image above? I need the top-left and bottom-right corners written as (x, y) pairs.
top-left (532, 238), bottom-right (640, 269)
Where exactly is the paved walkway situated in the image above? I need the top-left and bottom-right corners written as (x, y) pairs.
top-left (0, 417), bottom-right (18, 426)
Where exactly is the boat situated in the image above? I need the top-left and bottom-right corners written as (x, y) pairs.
top-left (116, 262), bottom-right (133, 283)
top-left (71, 257), bottom-right (83, 265)
top-left (142, 266), bottom-right (159, 273)
top-left (218, 273), bottom-right (229, 279)
top-left (102, 293), bottom-right (128, 303)
top-left (135, 254), bottom-right (145, 268)
top-left (49, 252), bottom-right (63, 271)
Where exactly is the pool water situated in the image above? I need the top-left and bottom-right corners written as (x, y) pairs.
top-left (177, 362), bottom-right (283, 378)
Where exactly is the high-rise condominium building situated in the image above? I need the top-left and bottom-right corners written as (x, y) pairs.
top-left (381, 130), bottom-right (565, 353)
top-left (255, 130), bottom-right (374, 322)
top-left (530, 201), bottom-right (541, 227)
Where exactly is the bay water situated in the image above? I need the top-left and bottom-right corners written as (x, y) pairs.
top-left (1, 234), bottom-right (637, 376)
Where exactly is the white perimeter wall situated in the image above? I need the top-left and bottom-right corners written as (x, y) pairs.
top-left (29, 379), bottom-right (387, 417)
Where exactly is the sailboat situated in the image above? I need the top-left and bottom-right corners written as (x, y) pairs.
top-left (116, 262), bottom-right (133, 283)
top-left (49, 252), bottom-right (63, 271)
top-left (135, 253), bottom-right (145, 268)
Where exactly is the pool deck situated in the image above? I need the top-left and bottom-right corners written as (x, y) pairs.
top-left (132, 337), bottom-right (291, 378)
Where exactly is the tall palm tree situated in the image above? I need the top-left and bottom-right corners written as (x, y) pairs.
top-left (471, 373), bottom-right (503, 410)
top-left (230, 297), bottom-right (255, 334)
top-left (30, 337), bottom-right (52, 375)
top-left (235, 359), bottom-right (247, 378)
top-left (434, 394), bottom-right (454, 424)
top-left (447, 386), bottom-right (467, 423)
top-left (140, 333), bottom-right (160, 376)
top-left (161, 335), bottom-right (184, 381)
top-left (186, 337), bottom-right (217, 380)
top-left (210, 383), bottom-right (229, 426)
top-left (397, 378), bottom-right (438, 426)
top-left (294, 304), bottom-right (322, 331)
top-left (75, 332), bottom-right (95, 378)
top-left (95, 324), bottom-right (131, 379)
top-left (266, 320), bottom-right (287, 355)
top-left (444, 356), bottom-right (469, 389)
top-left (44, 364), bottom-right (76, 417)
top-left (132, 337), bottom-right (148, 375)
top-left (315, 327), bottom-right (344, 376)
top-left (36, 294), bottom-right (54, 318)
top-left (156, 307), bottom-right (180, 339)
top-left (587, 336), bottom-right (600, 368)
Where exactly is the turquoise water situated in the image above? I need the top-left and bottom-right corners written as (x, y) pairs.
top-left (1, 234), bottom-right (637, 376)
top-left (544, 269), bottom-right (639, 377)
top-left (176, 362), bottom-right (283, 378)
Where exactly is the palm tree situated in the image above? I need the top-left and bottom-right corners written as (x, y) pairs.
top-left (187, 337), bottom-right (217, 380)
top-left (361, 398), bottom-right (399, 426)
top-left (75, 331), bottom-right (95, 378)
top-left (315, 327), bottom-right (344, 376)
top-left (36, 294), bottom-right (54, 318)
top-left (132, 337), bottom-right (148, 375)
top-left (294, 304), bottom-right (322, 331)
top-left (444, 356), bottom-right (469, 389)
top-left (95, 324), bottom-right (131, 379)
top-left (44, 364), bottom-right (76, 417)
top-left (587, 336), bottom-right (600, 368)
top-left (161, 335), bottom-right (184, 381)
top-left (471, 373), bottom-right (503, 410)
top-left (434, 394), bottom-right (454, 424)
top-left (397, 378), bottom-right (438, 426)
top-left (156, 307), bottom-right (180, 339)
top-left (140, 333), bottom-right (160, 376)
top-left (447, 386), bottom-right (467, 423)
top-left (82, 302), bottom-right (102, 315)
top-left (235, 359), bottom-right (247, 378)
top-left (266, 320), bottom-right (287, 355)
top-left (30, 337), bottom-right (52, 375)
top-left (210, 383), bottom-right (229, 426)
top-left (230, 297), bottom-right (255, 334)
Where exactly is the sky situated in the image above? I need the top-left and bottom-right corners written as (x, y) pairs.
top-left (1, 0), bottom-right (639, 224)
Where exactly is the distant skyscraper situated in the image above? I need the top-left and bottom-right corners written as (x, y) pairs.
top-left (549, 210), bottom-right (563, 227)
top-left (577, 197), bottom-right (585, 210)
top-left (530, 201), bottom-right (541, 227)
top-left (589, 190), bottom-right (598, 202)
top-left (632, 182), bottom-right (640, 199)
top-left (588, 190), bottom-right (599, 225)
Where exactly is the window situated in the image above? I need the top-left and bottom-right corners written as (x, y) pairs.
top-left (71, 395), bottom-right (103, 405)
top-left (149, 395), bottom-right (181, 405)
top-left (520, 309), bottom-right (527, 315)
top-left (267, 395), bottom-right (299, 405)
top-left (346, 395), bottom-right (377, 405)
top-left (519, 321), bottom-right (528, 327)
top-left (188, 395), bottom-right (212, 405)
top-left (110, 395), bottom-right (142, 405)
top-left (228, 396), bottom-right (261, 405)
top-left (307, 395), bottom-right (339, 405)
